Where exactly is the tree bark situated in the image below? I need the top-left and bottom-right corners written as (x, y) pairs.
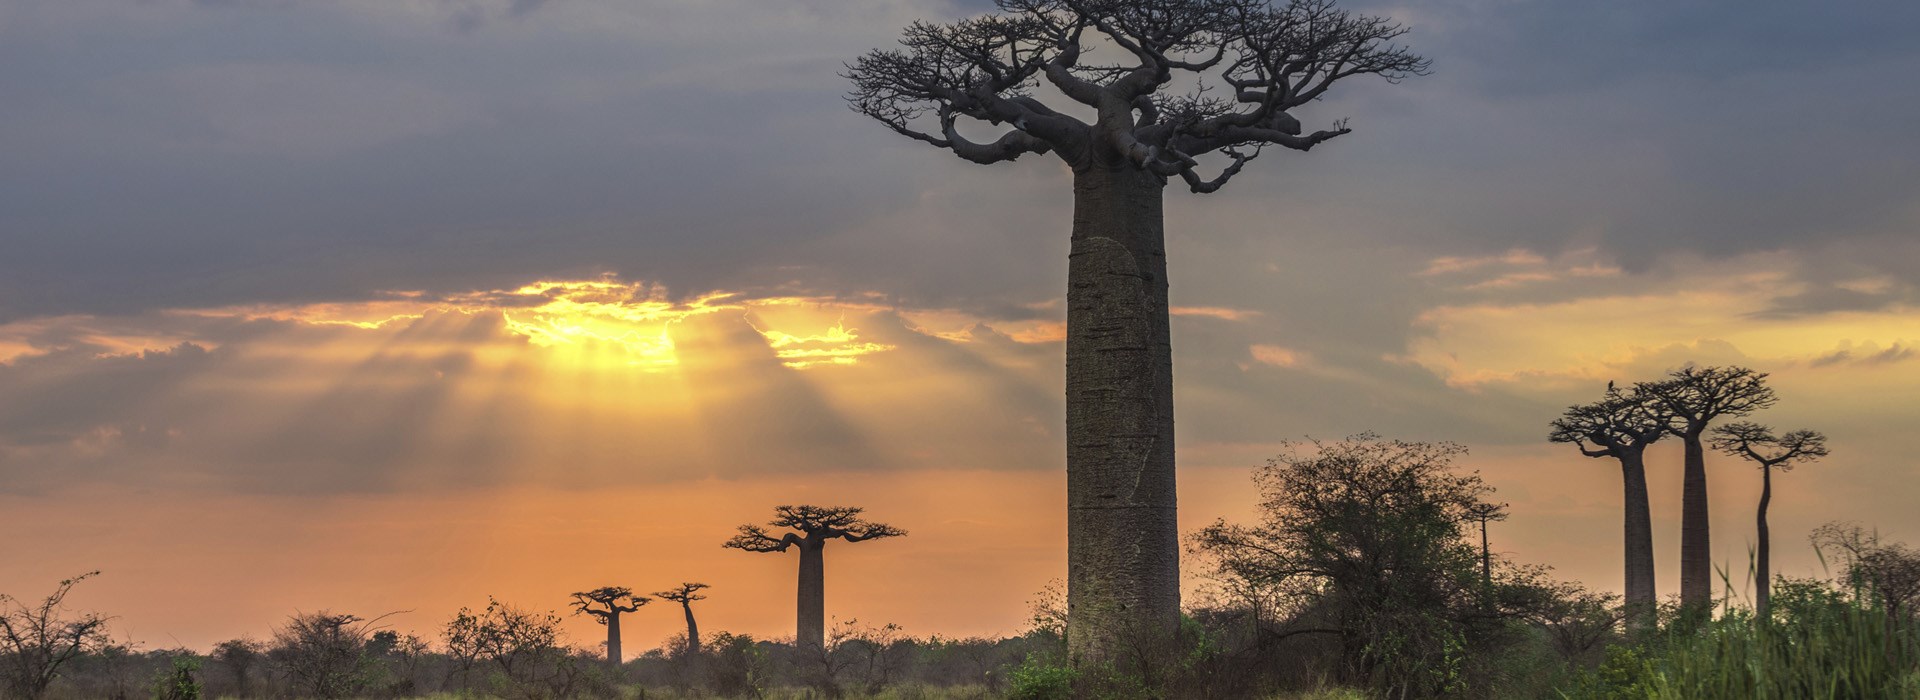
top-left (1680, 431), bottom-right (1712, 617)
top-left (682, 603), bottom-right (701, 655)
top-left (606, 612), bottom-right (623, 667)
top-left (1621, 449), bottom-right (1658, 633)
top-left (1756, 464), bottom-right (1773, 620)
top-left (797, 539), bottom-right (826, 650)
top-left (1065, 162), bottom-right (1180, 666)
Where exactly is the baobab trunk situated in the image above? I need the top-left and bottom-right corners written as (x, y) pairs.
top-left (682, 603), bottom-right (701, 654)
top-left (1756, 465), bottom-right (1773, 619)
top-left (797, 539), bottom-right (826, 650)
top-left (606, 613), bottom-right (624, 667)
top-left (1680, 432), bottom-right (1712, 617)
top-left (1065, 162), bottom-right (1180, 665)
top-left (1621, 450), bottom-right (1658, 633)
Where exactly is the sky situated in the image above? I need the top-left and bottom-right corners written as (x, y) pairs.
top-left (2, 0), bottom-right (1919, 652)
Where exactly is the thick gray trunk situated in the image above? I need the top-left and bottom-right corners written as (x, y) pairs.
top-left (1679, 432), bottom-right (1712, 615)
top-left (1064, 164), bottom-right (1180, 666)
top-left (797, 539), bottom-right (826, 650)
top-left (683, 603), bottom-right (701, 655)
top-left (1621, 449), bottom-right (1657, 633)
top-left (606, 612), bottom-right (623, 667)
top-left (1756, 465), bottom-right (1773, 619)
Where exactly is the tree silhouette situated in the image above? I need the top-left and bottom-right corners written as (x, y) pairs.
top-left (1549, 383), bottom-right (1672, 632)
top-left (1710, 422), bottom-right (1828, 618)
top-left (653, 583), bottom-right (711, 655)
top-left (1462, 500), bottom-right (1507, 587)
top-left (0, 571), bottom-right (109, 700)
top-left (724, 505), bottom-right (905, 650)
top-left (569, 587), bottom-right (649, 667)
top-left (1638, 366), bottom-right (1777, 617)
top-left (847, 0), bottom-right (1427, 664)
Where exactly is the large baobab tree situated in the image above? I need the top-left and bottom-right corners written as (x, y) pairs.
top-left (1548, 384), bottom-right (1672, 632)
top-left (724, 505), bottom-right (905, 650)
top-left (1638, 366), bottom-right (1777, 616)
top-left (847, 0), bottom-right (1426, 663)
top-left (653, 582), bottom-right (711, 655)
top-left (569, 587), bottom-right (649, 667)
top-left (1710, 422), bottom-right (1828, 618)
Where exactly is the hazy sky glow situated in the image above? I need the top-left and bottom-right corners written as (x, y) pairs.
top-left (2, 0), bottom-right (1918, 651)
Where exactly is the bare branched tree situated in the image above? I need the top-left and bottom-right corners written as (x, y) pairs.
top-left (1710, 423), bottom-right (1828, 618)
top-left (1812, 522), bottom-right (1920, 625)
top-left (270, 611), bottom-right (396, 700)
top-left (847, 0), bottom-right (1426, 664)
top-left (569, 586), bottom-right (649, 667)
top-left (1549, 383), bottom-right (1672, 632)
top-left (1638, 366), bottom-right (1778, 616)
top-left (724, 505), bottom-right (906, 650)
top-left (652, 583), bottom-right (711, 656)
top-left (0, 572), bottom-right (110, 700)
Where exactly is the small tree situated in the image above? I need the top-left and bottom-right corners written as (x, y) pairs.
top-left (443, 596), bottom-right (573, 694)
top-left (569, 586), bottom-right (649, 666)
top-left (0, 571), bottom-right (110, 700)
top-left (724, 505), bottom-right (905, 650)
top-left (210, 638), bottom-right (264, 698)
top-left (1191, 435), bottom-right (1516, 696)
top-left (1638, 366), bottom-right (1778, 616)
top-left (1811, 522), bottom-right (1920, 624)
top-left (1548, 383), bottom-right (1672, 632)
top-left (1709, 422), bottom-right (1828, 618)
top-left (269, 611), bottom-right (388, 699)
top-left (652, 583), bottom-right (710, 656)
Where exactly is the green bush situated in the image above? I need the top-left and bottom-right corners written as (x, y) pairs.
top-left (1006, 655), bottom-right (1075, 700)
top-left (151, 656), bottom-right (201, 700)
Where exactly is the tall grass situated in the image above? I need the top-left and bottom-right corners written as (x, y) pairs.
top-left (1561, 577), bottom-right (1919, 699)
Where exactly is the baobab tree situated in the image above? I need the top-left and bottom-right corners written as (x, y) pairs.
top-left (569, 587), bottom-right (649, 666)
top-left (1710, 422), bottom-right (1828, 618)
top-left (1548, 384), bottom-right (1672, 632)
top-left (1462, 499), bottom-right (1507, 587)
top-left (724, 505), bottom-right (905, 650)
top-left (847, 0), bottom-right (1426, 663)
top-left (653, 582), bottom-right (710, 655)
top-left (1638, 366), bottom-right (1777, 616)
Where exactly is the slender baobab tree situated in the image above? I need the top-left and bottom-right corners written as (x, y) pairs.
top-left (1462, 500), bottom-right (1507, 586)
top-left (653, 582), bottom-right (711, 655)
top-left (1548, 383), bottom-right (1672, 632)
top-left (569, 587), bottom-right (649, 667)
top-left (724, 505), bottom-right (905, 650)
top-left (1710, 422), bottom-right (1828, 618)
top-left (847, 0), bottom-right (1426, 664)
top-left (1638, 366), bottom-right (1777, 617)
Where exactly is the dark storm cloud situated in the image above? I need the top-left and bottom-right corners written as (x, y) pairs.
top-left (4, 0), bottom-right (1919, 469)
top-left (6, 0), bottom-right (1918, 323)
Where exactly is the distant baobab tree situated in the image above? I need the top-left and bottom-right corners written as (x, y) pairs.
top-left (1638, 366), bottom-right (1777, 617)
top-left (1710, 422), bottom-right (1828, 618)
top-left (1549, 383), bottom-right (1673, 632)
top-left (847, 0), bottom-right (1427, 665)
top-left (569, 587), bottom-right (650, 667)
top-left (653, 582), bottom-right (710, 655)
top-left (1462, 499), bottom-right (1507, 586)
top-left (724, 505), bottom-right (905, 650)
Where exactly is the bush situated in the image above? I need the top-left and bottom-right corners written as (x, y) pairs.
top-left (1006, 655), bottom-right (1074, 700)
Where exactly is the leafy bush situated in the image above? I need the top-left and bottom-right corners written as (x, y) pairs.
top-left (1006, 655), bottom-right (1074, 700)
